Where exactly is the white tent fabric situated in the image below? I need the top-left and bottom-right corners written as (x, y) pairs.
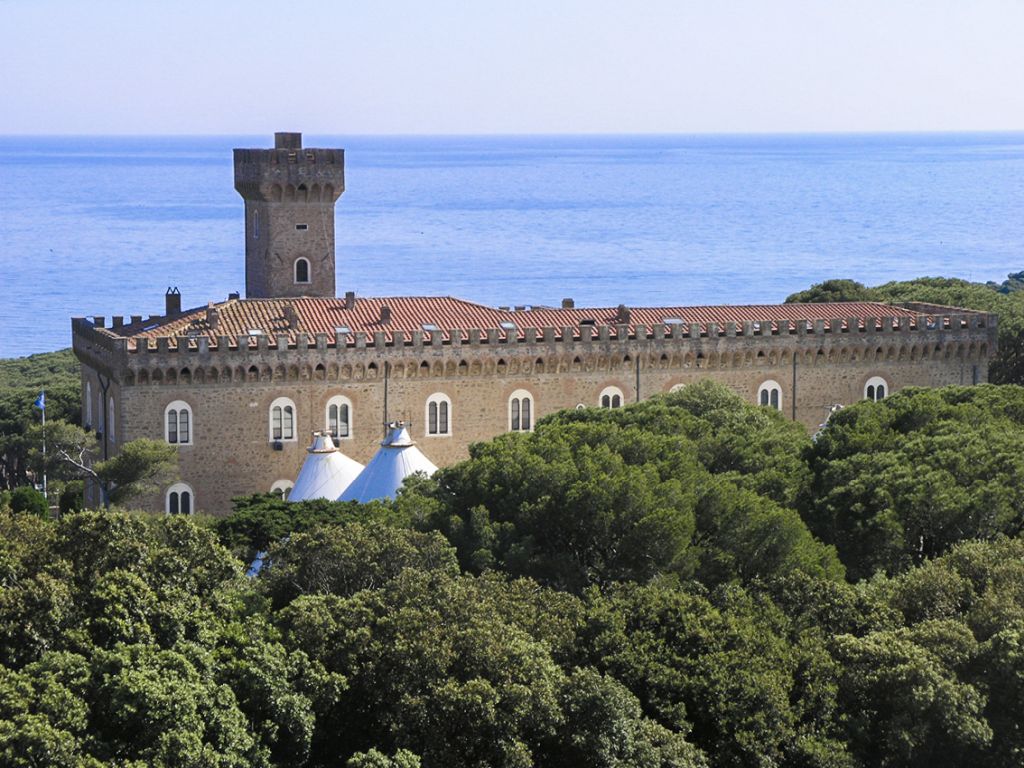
top-left (289, 432), bottom-right (364, 502)
top-left (338, 423), bottom-right (438, 503)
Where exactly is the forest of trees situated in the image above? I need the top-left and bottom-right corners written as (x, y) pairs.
top-left (4, 380), bottom-right (1024, 767)
top-left (2, 274), bottom-right (1024, 766)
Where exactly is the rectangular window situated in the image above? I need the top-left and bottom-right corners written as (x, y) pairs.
top-left (439, 402), bottom-right (449, 434)
top-left (283, 406), bottom-right (294, 440)
top-left (522, 398), bottom-right (531, 430)
top-left (272, 407), bottom-right (282, 440)
top-left (179, 411), bottom-right (190, 444)
top-left (340, 404), bottom-right (350, 437)
top-left (511, 399), bottom-right (520, 431)
top-left (167, 411), bottom-right (178, 444)
top-left (295, 223), bottom-right (308, 231)
top-left (429, 402), bottom-right (438, 434)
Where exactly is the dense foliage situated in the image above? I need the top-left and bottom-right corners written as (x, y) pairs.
top-left (4, 327), bottom-right (1024, 765)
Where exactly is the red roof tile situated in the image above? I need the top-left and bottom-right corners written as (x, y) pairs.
top-left (95, 296), bottom-right (936, 350)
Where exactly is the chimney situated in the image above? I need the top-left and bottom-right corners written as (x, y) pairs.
top-left (284, 304), bottom-right (298, 330)
top-left (561, 298), bottom-right (575, 309)
top-left (165, 287), bottom-right (181, 316)
top-left (228, 291), bottom-right (240, 301)
top-left (206, 303), bottom-right (220, 331)
top-left (379, 305), bottom-right (392, 324)
top-left (275, 132), bottom-right (302, 149)
top-left (616, 304), bottom-right (631, 324)
top-left (112, 316), bottom-right (124, 328)
top-left (344, 290), bottom-right (356, 310)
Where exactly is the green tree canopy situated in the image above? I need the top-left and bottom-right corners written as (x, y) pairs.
top-left (804, 385), bottom-right (1024, 579)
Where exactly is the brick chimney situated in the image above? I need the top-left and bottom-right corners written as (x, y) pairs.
top-left (379, 305), bottom-right (392, 324)
top-left (345, 290), bottom-right (356, 310)
top-left (206, 303), bottom-right (220, 331)
top-left (165, 287), bottom-right (181, 315)
top-left (284, 304), bottom-right (298, 330)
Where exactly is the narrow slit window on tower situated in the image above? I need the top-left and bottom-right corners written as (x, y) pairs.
top-left (295, 223), bottom-right (308, 231)
top-left (254, 210), bottom-right (259, 240)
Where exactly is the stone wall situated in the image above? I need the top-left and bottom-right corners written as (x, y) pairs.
top-left (73, 310), bottom-right (996, 515)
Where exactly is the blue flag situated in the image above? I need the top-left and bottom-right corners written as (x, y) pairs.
top-left (34, 391), bottom-right (45, 411)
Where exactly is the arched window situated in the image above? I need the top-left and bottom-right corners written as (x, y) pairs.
top-left (294, 258), bottom-right (310, 284)
top-left (600, 386), bottom-right (624, 409)
top-left (758, 380), bottom-right (783, 411)
top-left (166, 482), bottom-right (194, 515)
top-left (509, 389), bottom-right (534, 432)
top-left (325, 395), bottom-right (353, 439)
top-left (270, 480), bottom-right (294, 500)
top-left (269, 397), bottom-right (297, 441)
top-left (108, 397), bottom-right (115, 444)
top-left (164, 400), bottom-right (192, 445)
top-left (85, 381), bottom-right (93, 429)
top-left (426, 393), bottom-right (451, 436)
top-left (865, 376), bottom-right (888, 402)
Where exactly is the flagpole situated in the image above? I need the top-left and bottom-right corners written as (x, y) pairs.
top-left (41, 391), bottom-right (47, 501)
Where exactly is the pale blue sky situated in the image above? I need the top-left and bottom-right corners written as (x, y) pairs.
top-left (2, 0), bottom-right (1022, 134)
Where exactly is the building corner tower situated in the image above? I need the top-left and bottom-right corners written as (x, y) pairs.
top-left (233, 132), bottom-right (345, 298)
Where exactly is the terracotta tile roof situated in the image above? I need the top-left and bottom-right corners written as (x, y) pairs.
top-left (91, 296), bottom-right (939, 350)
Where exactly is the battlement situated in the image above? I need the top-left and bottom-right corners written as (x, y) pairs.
top-left (233, 132), bottom-right (345, 202)
top-left (77, 304), bottom-right (996, 360)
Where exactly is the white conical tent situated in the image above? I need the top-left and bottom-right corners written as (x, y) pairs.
top-left (289, 432), bottom-right (364, 502)
top-left (338, 423), bottom-right (438, 503)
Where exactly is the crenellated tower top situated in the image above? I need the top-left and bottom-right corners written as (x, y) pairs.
top-left (233, 132), bottom-right (345, 299)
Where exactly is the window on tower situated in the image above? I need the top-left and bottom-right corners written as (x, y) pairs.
top-left (295, 258), bottom-right (310, 284)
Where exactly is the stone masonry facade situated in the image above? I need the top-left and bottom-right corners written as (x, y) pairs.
top-left (70, 132), bottom-right (998, 515)
top-left (72, 304), bottom-right (995, 514)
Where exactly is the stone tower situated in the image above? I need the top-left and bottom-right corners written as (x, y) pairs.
top-left (233, 132), bottom-right (345, 298)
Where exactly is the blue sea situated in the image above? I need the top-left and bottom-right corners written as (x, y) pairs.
top-left (1, 133), bottom-right (1022, 359)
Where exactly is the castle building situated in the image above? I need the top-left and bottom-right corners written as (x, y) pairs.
top-left (71, 133), bottom-right (998, 514)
